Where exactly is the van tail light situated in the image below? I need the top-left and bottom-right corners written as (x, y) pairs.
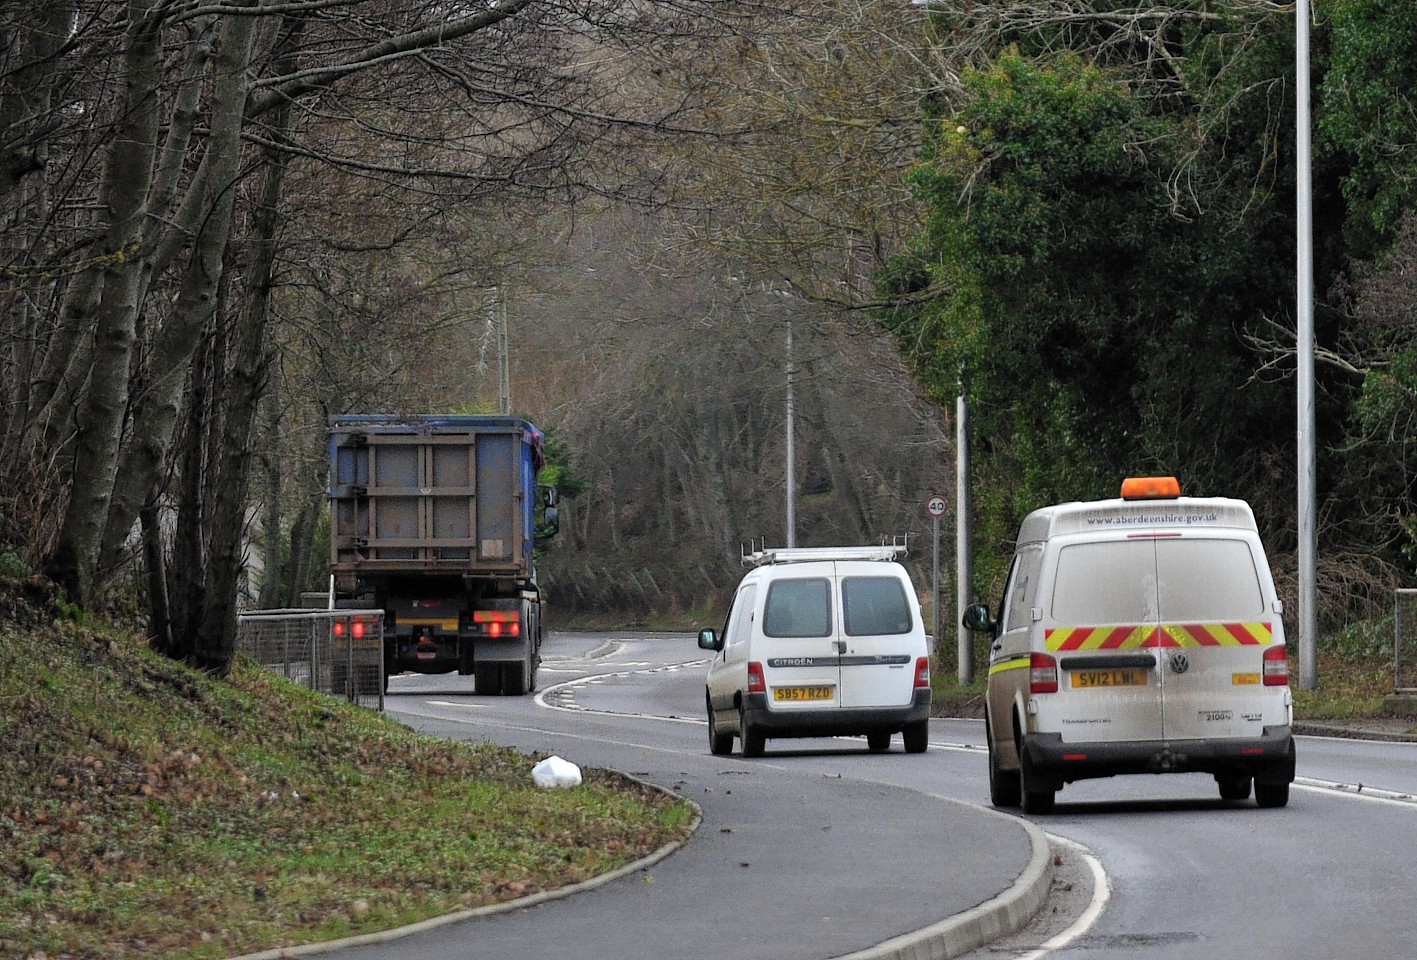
top-left (1030, 653), bottom-right (1059, 694)
top-left (914, 657), bottom-right (931, 689)
top-left (747, 661), bottom-right (766, 694)
top-left (1263, 645), bottom-right (1290, 686)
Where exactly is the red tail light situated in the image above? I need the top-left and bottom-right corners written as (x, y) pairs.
top-left (1030, 653), bottom-right (1059, 694)
top-left (473, 610), bottom-right (521, 637)
top-left (747, 661), bottom-right (766, 694)
top-left (1263, 645), bottom-right (1289, 686)
top-left (914, 657), bottom-right (931, 689)
top-left (333, 621), bottom-right (346, 636)
top-left (351, 620), bottom-right (366, 639)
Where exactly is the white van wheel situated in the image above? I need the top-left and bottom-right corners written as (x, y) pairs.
top-left (740, 707), bottom-right (766, 758)
top-left (867, 731), bottom-right (891, 752)
top-left (1217, 774), bottom-right (1252, 801)
top-left (1254, 780), bottom-right (1289, 808)
top-left (1018, 743), bottom-right (1055, 814)
top-left (902, 720), bottom-right (928, 754)
top-left (707, 696), bottom-right (734, 756)
top-left (988, 736), bottom-right (1022, 807)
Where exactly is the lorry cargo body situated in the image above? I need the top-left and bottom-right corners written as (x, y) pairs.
top-left (328, 415), bottom-right (556, 696)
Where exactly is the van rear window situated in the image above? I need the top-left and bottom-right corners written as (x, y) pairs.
top-left (842, 576), bottom-right (912, 636)
top-left (763, 578), bottom-right (833, 638)
top-left (1051, 539), bottom-right (1265, 623)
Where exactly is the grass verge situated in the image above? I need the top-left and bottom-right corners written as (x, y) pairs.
top-left (0, 575), bottom-right (696, 960)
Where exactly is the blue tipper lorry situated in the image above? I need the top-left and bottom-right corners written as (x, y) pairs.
top-left (327, 415), bottom-right (559, 695)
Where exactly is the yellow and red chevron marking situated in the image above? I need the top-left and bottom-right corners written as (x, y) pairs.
top-left (1046, 622), bottom-right (1274, 651)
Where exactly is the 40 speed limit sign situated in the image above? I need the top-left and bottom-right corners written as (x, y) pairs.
top-left (926, 495), bottom-right (946, 517)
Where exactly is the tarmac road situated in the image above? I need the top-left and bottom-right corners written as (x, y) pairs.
top-left (228, 632), bottom-right (1060, 960)
top-left (229, 627), bottom-right (1417, 960)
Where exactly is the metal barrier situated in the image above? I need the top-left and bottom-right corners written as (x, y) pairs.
top-left (1396, 589), bottom-right (1417, 694)
top-left (235, 608), bottom-right (385, 710)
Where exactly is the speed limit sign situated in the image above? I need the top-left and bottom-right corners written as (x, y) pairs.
top-left (926, 494), bottom-right (946, 517)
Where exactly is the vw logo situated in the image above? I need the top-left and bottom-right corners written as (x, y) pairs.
top-left (1169, 653), bottom-right (1190, 675)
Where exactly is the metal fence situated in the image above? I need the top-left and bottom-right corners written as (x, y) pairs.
top-left (1396, 590), bottom-right (1417, 694)
top-left (235, 609), bottom-right (385, 711)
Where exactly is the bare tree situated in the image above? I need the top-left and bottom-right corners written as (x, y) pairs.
top-left (0, 0), bottom-right (771, 672)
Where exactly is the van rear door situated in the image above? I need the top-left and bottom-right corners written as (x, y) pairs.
top-left (1048, 535), bottom-right (1279, 744)
top-left (836, 563), bottom-right (918, 708)
top-left (1152, 537), bottom-right (1277, 740)
top-left (1048, 539), bottom-right (1165, 743)
top-left (759, 574), bottom-right (841, 710)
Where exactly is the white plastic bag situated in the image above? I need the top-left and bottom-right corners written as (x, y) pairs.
top-left (531, 755), bottom-right (582, 789)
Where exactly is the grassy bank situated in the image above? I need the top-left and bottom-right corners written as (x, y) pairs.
top-left (0, 576), bottom-right (696, 960)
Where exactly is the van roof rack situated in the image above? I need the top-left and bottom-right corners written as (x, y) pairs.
top-left (741, 536), bottom-right (909, 568)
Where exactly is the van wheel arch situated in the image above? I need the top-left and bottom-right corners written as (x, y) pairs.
top-left (707, 691), bottom-right (734, 756)
top-left (740, 704), bottom-right (766, 758)
top-left (985, 712), bottom-right (1022, 808)
top-left (1015, 715), bottom-right (1056, 814)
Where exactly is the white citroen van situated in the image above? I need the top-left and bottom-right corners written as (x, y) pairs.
top-left (963, 477), bottom-right (1295, 812)
top-left (698, 544), bottom-right (932, 757)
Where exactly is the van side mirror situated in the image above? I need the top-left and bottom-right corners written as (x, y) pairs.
top-left (697, 627), bottom-right (724, 652)
top-left (961, 603), bottom-right (996, 634)
top-left (537, 505), bottom-right (560, 539)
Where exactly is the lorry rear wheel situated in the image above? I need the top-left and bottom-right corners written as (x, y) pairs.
top-left (503, 662), bottom-right (528, 696)
top-left (475, 664), bottom-right (503, 695)
top-left (330, 663), bottom-right (352, 700)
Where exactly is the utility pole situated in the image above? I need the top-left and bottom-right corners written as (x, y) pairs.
top-left (497, 288), bottom-right (511, 416)
top-left (785, 315), bottom-right (796, 548)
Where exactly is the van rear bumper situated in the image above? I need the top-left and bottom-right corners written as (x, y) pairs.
top-left (743, 690), bottom-right (932, 739)
top-left (1022, 725), bottom-right (1296, 789)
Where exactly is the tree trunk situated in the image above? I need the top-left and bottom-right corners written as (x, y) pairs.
top-left (141, 501), bottom-right (173, 656)
top-left (47, 0), bottom-right (164, 604)
top-left (168, 331), bottom-right (215, 665)
top-left (98, 18), bottom-right (246, 582)
top-left (286, 490), bottom-right (325, 607)
top-left (256, 394), bottom-right (284, 609)
top-left (192, 10), bottom-right (292, 674)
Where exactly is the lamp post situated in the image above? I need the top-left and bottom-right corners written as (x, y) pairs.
top-left (1296, 0), bottom-right (1317, 690)
top-left (956, 375), bottom-right (972, 683)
